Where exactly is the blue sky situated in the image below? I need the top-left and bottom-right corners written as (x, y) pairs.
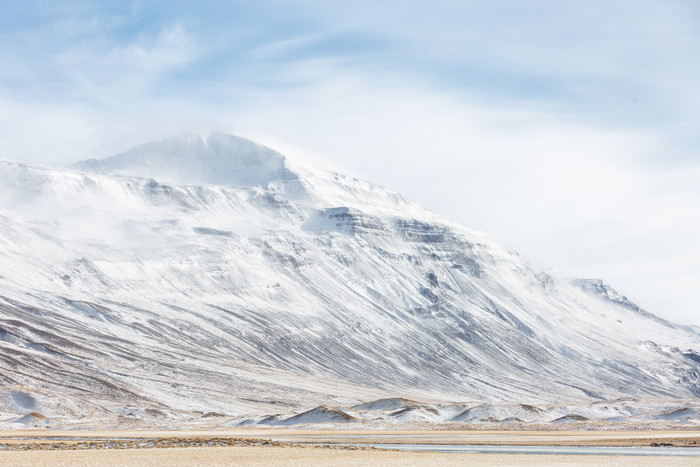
top-left (1, 1), bottom-right (699, 324)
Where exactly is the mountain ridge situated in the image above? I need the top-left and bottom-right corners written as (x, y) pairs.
top-left (0, 132), bottom-right (698, 427)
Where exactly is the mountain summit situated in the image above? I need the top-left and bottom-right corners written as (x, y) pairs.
top-left (72, 132), bottom-right (292, 187)
top-left (0, 133), bottom-right (698, 426)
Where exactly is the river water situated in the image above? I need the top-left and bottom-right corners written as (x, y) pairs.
top-left (360, 443), bottom-right (700, 456)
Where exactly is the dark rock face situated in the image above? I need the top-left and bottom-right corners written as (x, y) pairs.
top-left (322, 207), bottom-right (389, 235)
top-left (395, 219), bottom-right (448, 243)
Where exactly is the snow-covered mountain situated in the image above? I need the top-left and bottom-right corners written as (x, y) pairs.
top-left (0, 132), bottom-right (698, 426)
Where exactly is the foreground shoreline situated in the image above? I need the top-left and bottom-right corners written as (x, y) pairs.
top-left (2, 428), bottom-right (700, 447)
top-left (1, 429), bottom-right (699, 466)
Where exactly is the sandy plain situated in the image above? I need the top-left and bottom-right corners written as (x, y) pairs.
top-left (1, 446), bottom-right (698, 467)
top-left (1, 429), bottom-right (699, 466)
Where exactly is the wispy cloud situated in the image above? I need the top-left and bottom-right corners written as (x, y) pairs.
top-left (246, 33), bottom-right (325, 58)
top-left (49, 24), bottom-right (196, 102)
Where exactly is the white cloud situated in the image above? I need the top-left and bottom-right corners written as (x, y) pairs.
top-left (44, 24), bottom-right (197, 103)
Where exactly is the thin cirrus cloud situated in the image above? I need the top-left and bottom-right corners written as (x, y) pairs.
top-left (53, 25), bottom-right (196, 103)
top-left (0, 1), bottom-right (698, 324)
top-left (52, 24), bottom-right (196, 83)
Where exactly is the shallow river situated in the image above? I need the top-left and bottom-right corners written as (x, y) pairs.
top-left (359, 444), bottom-right (700, 456)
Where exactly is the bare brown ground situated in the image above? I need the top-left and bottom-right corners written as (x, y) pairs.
top-left (0, 446), bottom-right (698, 467)
top-left (243, 429), bottom-right (700, 447)
top-left (6, 428), bottom-right (698, 447)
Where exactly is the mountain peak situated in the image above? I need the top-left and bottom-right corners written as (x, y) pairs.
top-left (72, 132), bottom-right (291, 187)
top-left (69, 132), bottom-right (425, 218)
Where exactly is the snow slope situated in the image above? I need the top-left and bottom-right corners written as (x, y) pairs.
top-left (0, 132), bottom-right (699, 425)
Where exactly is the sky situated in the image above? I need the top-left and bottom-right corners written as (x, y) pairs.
top-left (0, 1), bottom-right (698, 325)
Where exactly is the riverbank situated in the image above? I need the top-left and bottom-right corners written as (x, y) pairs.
top-left (2, 445), bottom-right (699, 467)
top-left (1, 429), bottom-right (699, 466)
